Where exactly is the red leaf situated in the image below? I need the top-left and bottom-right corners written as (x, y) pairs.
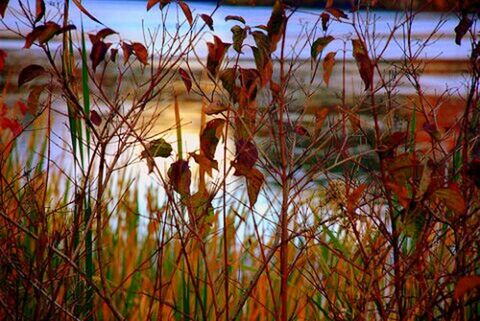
top-left (189, 152), bottom-right (218, 177)
top-left (35, 0), bottom-right (45, 23)
top-left (132, 42), bottom-right (149, 65)
top-left (178, 67), bottom-right (192, 92)
top-left (110, 48), bottom-right (118, 62)
top-left (90, 110), bottom-right (102, 126)
top-left (147, 0), bottom-right (170, 11)
top-left (121, 42), bottom-right (133, 64)
top-left (321, 12), bottom-right (330, 31)
top-left (234, 139), bottom-right (258, 171)
top-left (433, 183), bottom-right (466, 216)
top-left (16, 101), bottom-right (28, 115)
top-left (0, 118), bottom-right (22, 136)
top-left (90, 41), bottom-right (112, 71)
top-left (352, 39), bottom-right (373, 90)
top-left (200, 119), bottom-right (225, 161)
top-left (200, 14), bottom-right (214, 31)
top-left (454, 276), bottom-right (480, 300)
top-left (294, 125), bottom-right (309, 136)
top-left (71, 0), bottom-right (102, 24)
top-left (18, 64), bottom-right (46, 87)
top-left (0, 0), bottom-right (9, 18)
top-left (206, 36), bottom-right (230, 76)
top-left (90, 27), bottom-right (117, 44)
top-left (179, 1), bottom-right (193, 26)
top-left (347, 183), bottom-right (367, 214)
top-left (326, 7), bottom-right (348, 20)
top-left (168, 159), bottom-right (191, 197)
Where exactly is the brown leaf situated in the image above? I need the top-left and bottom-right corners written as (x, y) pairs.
top-left (168, 159), bottom-right (191, 197)
top-left (200, 119), bottom-right (225, 161)
top-left (235, 139), bottom-right (258, 171)
top-left (315, 107), bottom-right (329, 132)
top-left (326, 7), bottom-right (348, 20)
top-left (121, 42), bottom-right (133, 64)
top-left (454, 276), bottom-right (480, 300)
top-left (90, 110), bottom-right (102, 126)
top-left (231, 25), bottom-right (247, 53)
top-left (321, 12), bottom-right (330, 32)
top-left (225, 15), bottom-right (246, 24)
top-left (433, 183), bottom-right (466, 216)
top-left (96, 28), bottom-right (117, 42)
top-left (35, 0), bottom-right (45, 23)
top-left (18, 64), bottom-right (46, 87)
top-left (347, 183), bottom-right (367, 214)
top-left (27, 85), bottom-right (46, 114)
top-left (200, 14), bottom-right (214, 31)
top-left (132, 42), bottom-right (149, 65)
top-left (189, 152), bottom-right (218, 177)
top-left (24, 22), bottom-right (61, 49)
top-left (454, 15), bottom-right (472, 46)
top-left (206, 36), bottom-right (230, 76)
top-left (0, 0), bottom-right (9, 18)
top-left (322, 51), bottom-right (336, 86)
top-left (267, 1), bottom-right (286, 52)
top-left (311, 36), bottom-right (334, 60)
top-left (179, 1), bottom-right (193, 26)
top-left (178, 67), bottom-right (192, 92)
top-left (205, 101), bottom-right (229, 115)
top-left (141, 138), bottom-right (173, 158)
top-left (246, 168), bottom-right (264, 206)
top-left (352, 39), bottom-right (373, 90)
top-left (90, 41), bottom-right (112, 71)
top-left (110, 48), bottom-right (118, 62)
top-left (294, 125), bottom-right (309, 136)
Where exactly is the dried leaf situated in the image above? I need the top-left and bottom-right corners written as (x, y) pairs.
top-left (178, 67), bottom-right (192, 92)
top-left (146, 0), bottom-right (160, 11)
top-left (311, 36), bottom-right (334, 60)
top-left (347, 183), bottom-right (367, 214)
top-left (200, 119), bottom-right (225, 161)
top-left (95, 27), bottom-right (117, 42)
top-left (315, 107), bottom-right (329, 132)
top-left (205, 101), bottom-right (228, 115)
top-left (454, 15), bottom-right (472, 46)
top-left (321, 12), bottom-right (330, 31)
top-left (322, 51), bottom-right (336, 86)
top-left (18, 64), bottom-right (46, 87)
top-left (294, 125), bottom-right (309, 136)
top-left (35, 0), bottom-right (45, 23)
top-left (90, 41), bottom-right (112, 71)
top-left (72, 0), bottom-right (102, 24)
top-left (132, 42), bottom-right (148, 65)
top-left (168, 159), bottom-right (191, 197)
top-left (179, 1), bottom-right (193, 26)
top-left (0, 0), bottom-right (9, 18)
top-left (352, 39), bottom-right (373, 90)
top-left (454, 276), bottom-right (480, 300)
top-left (0, 117), bottom-right (22, 136)
top-left (206, 36), bottom-right (230, 76)
top-left (326, 7), bottom-right (348, 20)
top-left (141, 138), bottom-right (173, 158)
top-left (231, 25), bottom-right (247, 54)
top-left (235, 139), bottom-right (258, 171)
top-left (225, 15), bottom-right (246, 24)
top-left (433, 183), bottom-right (466, 216)
top-left (121, 42), bottom-right (133, 64)
top-left (267, 1), bottom-right (286, 52)
top-left (27, 85), bottom-right (46, 114)
top-left (110, 48), bottom-right (118, 62)
top-left (24, 22), bottom-right (61, 49)
top-left (246, 168), bottom-right (264, 206)
top-left (90, 110), bottom-right (102, 126)
top-left (200, 14), bottom-right (214, 31)
top-left (189, 152), bottom-right (218, 177)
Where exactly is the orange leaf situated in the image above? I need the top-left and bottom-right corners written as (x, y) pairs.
top-left (433, 183), bottom-right (466, 216)
top-left (267, 1), bottom-right (286, 52)
top-left (347, 183), bottom-right (367, 214)
top-left (205, 101), bottom-right (228, 115)
top-left (322, 51), bottom-right (336, 86)
top-left (454, 276), bottom-right (480, 300)
top-left (121, 42), bottom-right (133, 64)
top-left (168, 159), bottom-right (191, 197)
top-left (326, 7), bottom-right (348, 20)
top-left (35, 0), bottom-right (45, 23)
top-left (189, 152), bottom-right (218, 177)
top-left (206, 36), bottom-right (230, 76)
top-left (24, 22), bottom-right (61, 49)
top-left (315, 108), bottom-right (329, 132)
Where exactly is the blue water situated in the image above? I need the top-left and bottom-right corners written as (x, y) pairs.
top-left (1, 0), bottom-right (471, 60)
